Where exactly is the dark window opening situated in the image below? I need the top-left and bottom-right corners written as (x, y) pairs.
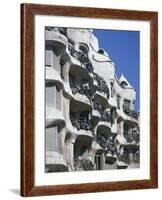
top-left (98, 48), bottom-right (105, 55)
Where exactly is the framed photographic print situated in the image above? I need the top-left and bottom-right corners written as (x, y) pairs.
top-left (21, 3), bottom-right (158, 197)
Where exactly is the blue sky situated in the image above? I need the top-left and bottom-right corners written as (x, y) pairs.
top-left (93, 29), bottom-right (140, 112)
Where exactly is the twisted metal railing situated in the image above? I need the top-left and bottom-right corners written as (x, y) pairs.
top-left (123, 105), bottom-right (139, 119)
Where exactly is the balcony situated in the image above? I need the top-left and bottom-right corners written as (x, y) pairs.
top-left (91, 102), bottom-right (103, 123)
top-left (74, 157), bottom-right (94, 171)
top-left (46, 67), bottom-right (63, 89)
top-left (68, 45), bottom-right (94, 73)
top-left (105, 153), bottom-right (117, 165)
top-left (96, 110), bottom-right (114, 136)
top-left (116, 151), bottom-right (129, 169)
top-left (124, 132), bottom-right (140, 144)
top-left (45, 28), bottom-right (68, 52)
top-left (94, 135), bottom-right (117, 156)
top-left (123, 132), bottom-right (139, 151)
top-left (123, 105), bottom-right (139, 120)
top-left (71, 118), bottom-right (93, 132)
top-left (70, 81), bottom-right (92, 101)
top-left (100, 110), bottom-right (113, 124)
top-left (93, 92), bottom-right (108, 107)
top-left (93, 73), bottom-right (110, 99)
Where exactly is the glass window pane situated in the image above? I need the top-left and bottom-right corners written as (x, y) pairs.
top-left (45, 47), bottom-right (53, 67)
top-left (46, 126), bottom-right (58, 151)
top-left (46, 86), bottom-right (56, 107)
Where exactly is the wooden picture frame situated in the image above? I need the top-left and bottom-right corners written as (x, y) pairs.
top-left (21, 3), bottom-right (158, 197)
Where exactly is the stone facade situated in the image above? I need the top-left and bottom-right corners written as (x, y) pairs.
top-left (45, 27), bottom-right (140, 173)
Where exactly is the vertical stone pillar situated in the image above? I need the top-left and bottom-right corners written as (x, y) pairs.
top-left (65, 135), bottom-right (76, 172)
top-left (74, 43), bottom-right (79, 51)
top-left (120, 121), bottom-right (124, 136)
top-left (100, 153), bottom-right (105, 170)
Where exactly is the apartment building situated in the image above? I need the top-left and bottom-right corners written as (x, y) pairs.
top-left (45, 27), bottom-right (140, 173)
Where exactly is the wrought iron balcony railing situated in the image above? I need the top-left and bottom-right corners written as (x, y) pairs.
top-left (94, 135), bottom-right (117, 155)
top-left (71, 118), bottom-right (93, 131)
top-left (93, 102), bottom-right (104, 113)
top-left (68, 45), bottom-right (94, 73)
top-left (100, 110), bottom-right (114, 124)
top-left (45, 27), bottom-right (67, 37)
top-left (74, 158), bottom-right (94, 171)
top-left (117, 150), bottom-right (130, 164)
top-left (122, 104), bottom-right (139, 119)
top-left (124, 132), bottom-right (140, 144)
top-left (69, 81), bottom-right (92, 101)
top-left (93, 73), bottom-right (109, 98)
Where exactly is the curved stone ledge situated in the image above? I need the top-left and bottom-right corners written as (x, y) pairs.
top-left (70, 94), bottom-right (92, 112)
top-left (116, 134), bottom-right (127, 145)
top-left (62, 82), bottom-right (74, 99)
top-left (122, 143), bottom-right (139, 152)
top-left (116, 135), bottom-right (139, 151)
top-left (92, 109), bottom-right (100, 119)
top-left (117, 109), bottom-right (139, 124)
top-left (91, 140), bottom-right (107, 153)
top-left (116, 161), bottom-right (128, 169)
top-left (46, 106), bottom-right (65, 128)
top-left (45, 30), bottom-right (67, 52)
top-left (93, 91), bottom-right (108, 108)
top-left (108, 97), bottom-right (117, 108)
top-left (66, 123), bottom-right (79, 139)
top-left (111, 124), bottom-right (118, 135)
top-left (97, 121), bottom-right (112, 136)
top-left (46, 67), bottom-right (63, 89)
top-left (92, 53), bottom-right (112, 63)
top-left (105, 153), bottom-right (117, 165)
top-left (69, 59), bottom-right (93, 81)
top-left (74, 128), bottom-right (93, 138)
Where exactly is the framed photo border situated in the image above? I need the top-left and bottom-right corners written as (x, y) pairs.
top-left (21, 3), bottom-right (158, 197)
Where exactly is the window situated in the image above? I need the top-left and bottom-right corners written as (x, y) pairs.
top-left (46, 86), bottom-right (61, 110)
top-left (80, 111), bottom-right (89, 121)
top-left (110, 82), bottom-right (114, 97)
top-left (45, 46), bottom-right (61, 73)
top-left (79, 44), bottom-right (89, 54)
top-left (45, 46), bottom-right (53, 67)
top-left (95, 155), bottom-right (101, 170)
top-left (123, 99), bottom-right (131, 112)
top-left (46, 126), bottom-right (62, 153)
top-left (121, 81), bottom-right (128, 88)
top-left (53, 50), bottom-right (61, 73)
top-left (60, 58), bottom-right (65, 79)
top-left (123, 123), bottom-right (129, 136)
top-left (98, 48), bottom-right (105, 55)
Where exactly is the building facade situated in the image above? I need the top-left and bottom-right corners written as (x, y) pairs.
top-left (45, 27), bottom-right (140, 173)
